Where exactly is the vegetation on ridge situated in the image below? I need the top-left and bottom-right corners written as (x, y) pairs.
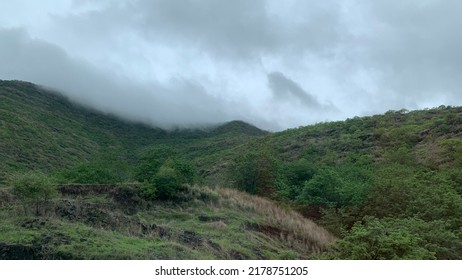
top-left (1, 80), bottom-right (462, 259)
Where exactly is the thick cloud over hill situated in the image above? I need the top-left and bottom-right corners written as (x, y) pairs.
top-left (1, 0), bottom-right (462, 130)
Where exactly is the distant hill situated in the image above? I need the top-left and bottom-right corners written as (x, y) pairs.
top-left (210, 120), bottom-right (268, 137)
top-left (0, 80), bottom-right (265, 185)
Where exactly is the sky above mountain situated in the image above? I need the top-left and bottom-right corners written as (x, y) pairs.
top-left (1, 0), bottom-right (461, 130)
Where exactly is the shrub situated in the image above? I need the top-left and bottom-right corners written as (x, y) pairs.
top-left (10, 171), bottom-right (57, 216)
top-left (138, 181), bottom-right (157, 200)
top-left (56, 162), bottom-right (120, 184)
top-left (135, 154), bottom-right (196, 200)
top-left (328, 217), bottom-right (436, 260)
top-left (135, 146), bottom-right (176, 182)
top-left (228, 150), bottom-right (276, 195)
top-left (296, 168), bottom-right (344, 207)
top-left (153, 165), bottom-right (181, 199)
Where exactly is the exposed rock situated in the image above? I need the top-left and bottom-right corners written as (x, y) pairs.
top-left (20, 218), bottom-right (47, 230)
top-left (0, 243), bottom-right (39, 260)
top-left (198, 215), bottom-right (226, 222)
top-left (228, 249), bottom-right (249, 260)
top-left (55, 200), bottom-right (77, 220)
top-left (138, 222), bottom-right (171, 238)
top-left (246, 222), bottom-right (289, 239)
top-left (180, 230), bottom-right (203, 249)
top-left (58, 184), bottom-right (116, 196)
top-left (112, 186), bottom-right (141, 215)
top-left (206, 239), bottom-right (222, 253)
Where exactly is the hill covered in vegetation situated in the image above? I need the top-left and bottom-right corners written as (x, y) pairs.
top-left (229, 105), bottom-right (462, 259)
top-left (1, 80), bottom-right (462, 259)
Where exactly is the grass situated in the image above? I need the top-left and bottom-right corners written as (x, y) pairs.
top-left (210, 186), bottom-right (337, 253)
top-left (0, 184), bottom-right (334, 259)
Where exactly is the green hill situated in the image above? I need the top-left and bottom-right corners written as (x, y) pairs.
top-left (0, 80), bottom-right (264, 185)
top-left (229, 106), bottom-right (462, 259)
top-left (1, 79), bottom-right (462, 259)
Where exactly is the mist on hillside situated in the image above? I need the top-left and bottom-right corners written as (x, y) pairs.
top-left (1, 0), bottom-right (462, 131)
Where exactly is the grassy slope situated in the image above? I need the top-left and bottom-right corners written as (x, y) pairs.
top-left (270, 106), bottom-right (462, 163)
top-left (0, 184), bottom-right (334, 259)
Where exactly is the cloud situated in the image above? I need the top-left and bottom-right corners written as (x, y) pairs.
top-left (47, 0), bottom-right (344, 61)
top-left (268, 71), bottom-right (323, 108)
top-left (2, 1), bottom-right (462, 131)
top-left (335, 1), bottom-right (462, 110)
top-left (0, 27), bottom-right (251, 129)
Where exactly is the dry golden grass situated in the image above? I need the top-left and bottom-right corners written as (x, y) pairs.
top-left (192, 185), bottom-right (337, 254)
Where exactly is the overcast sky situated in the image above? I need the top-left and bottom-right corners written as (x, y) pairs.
top-left (1, 0), bottom-right (462, 131)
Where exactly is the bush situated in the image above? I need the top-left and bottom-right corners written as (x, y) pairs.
top-left (56, 162), bottom-right (120, 184)
top-left (153, 164), bottom-right (181, 199)
top-left (138, 181), bottom-right (157, 200)
top-left (296, 168), bottom-right (343, 207)
top-left (135, 153), bottom-right (196, 200)
top-left (282, 159), bottom-right (316, 187)
top-left (10, 171), bottom-right (57, 216)
top-left (135, 146), bottom-right (176, 182)
top-left (328, 217), bottom-right (436, 260)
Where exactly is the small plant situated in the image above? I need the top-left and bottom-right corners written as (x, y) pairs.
top-left (10, 171), bottom-right (57, 216)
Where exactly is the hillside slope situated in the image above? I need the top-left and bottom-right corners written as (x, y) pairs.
top-left (2, 79), bottom-right (462, 259)
top-left (0, 183), bottom-right (335, 259)
top-left (1, 80), bottom-right (336, 259)
top-left (0, 80), bottom-right (266, 185)
top-left (226, 107), bottom-right (462, 259)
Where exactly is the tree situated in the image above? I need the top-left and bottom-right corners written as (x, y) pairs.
top-left (135, 148), bottom-right (196, 200)
top-left (135, 146), bottom-right (176, 182)
top-left (10, 171), bottom-right (57, 216)
top-left (153, 164), bottom-right (181, 199)
top-left (296, 167), bottom-right (344, 207)
top-left (277, 159), bottom-right (317, 201)
top-left (228, 150), bottom-right (277, 196)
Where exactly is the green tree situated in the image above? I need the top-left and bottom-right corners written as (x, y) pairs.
top-left (296, 167), bottom-right (344, 207)
top-left (168, 158), bottom-right (196, 185)
top-left (228, 150), bottom-right (276, 195)
top-left (277, 159), bottom-right (317, 201)
top-left (153, 164), bottom-right (181, 199)
top-left (135, 146), bottom-right (176, 182)
top-left (135, 148), bottom-right (196, 200)
top-left (10, 171), bottom-right (57, 216)
top-left (283, 159), bottom-right (317, 186)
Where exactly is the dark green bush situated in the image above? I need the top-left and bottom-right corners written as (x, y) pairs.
top-left (56, 162), bottom-right (120, 184)
top-left (153, 165), bottom-right (181, 199)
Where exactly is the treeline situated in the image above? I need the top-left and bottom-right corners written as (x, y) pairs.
top-left (8, 144), bottom-right (199, 217)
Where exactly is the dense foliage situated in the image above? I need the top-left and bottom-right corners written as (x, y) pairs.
top-left (226, 106), bottom-right (462, 259)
